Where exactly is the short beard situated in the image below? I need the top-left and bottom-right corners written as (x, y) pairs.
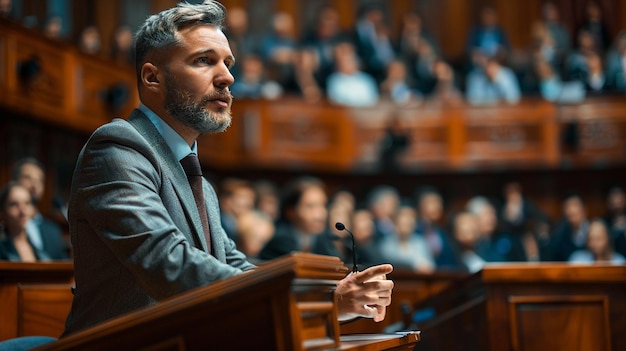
top-left (163, 72), bottom-right (232, 134)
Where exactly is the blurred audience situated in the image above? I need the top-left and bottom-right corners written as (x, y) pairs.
top-left (578, 1), bottom-right (611, 54)
top-left (367, 185), bottom-right (400, 242)
top-left (451, 212), bottom-right (484, 273)
top-left (353, 3), bottom-right (395, 83)
top-left (0, 183), bottom-right (41, 261)
top-left (230, 54), bottom-right (283, 99)
top-left (236, 210), bottom-right (274, 262)
top-left (110, 25), bottom-right (134, 65)
top-left (466, 6), bottom-right (510, 64)
top-left (78, 25), bottom-right (102, 56)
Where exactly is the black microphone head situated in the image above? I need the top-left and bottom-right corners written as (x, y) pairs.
top-left (335, 222), bottom-right (345, 231)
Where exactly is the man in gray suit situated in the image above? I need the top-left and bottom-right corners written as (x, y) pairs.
top-left (63, 0), bottom-right (393, 335)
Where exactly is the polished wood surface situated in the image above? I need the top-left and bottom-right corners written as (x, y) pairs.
top-left (28, 253), bottom-right (417, 351)
top-left (0, 262), bottom-right (74, 341)
top-left (414, 263), bottom-right (626, 351)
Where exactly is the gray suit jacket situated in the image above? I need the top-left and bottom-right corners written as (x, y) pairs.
top-left (63, 109), bottom-right (255, 335)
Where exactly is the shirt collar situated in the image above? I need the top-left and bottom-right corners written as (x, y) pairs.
top-left (138, 103), bottom-right (198, 161)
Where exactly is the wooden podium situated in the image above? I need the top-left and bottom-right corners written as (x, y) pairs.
top-left (32, 253), bottom-right (418, 350)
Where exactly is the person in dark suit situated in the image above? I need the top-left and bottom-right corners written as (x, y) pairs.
top-left (549, 193), bottom-right (589, 261)
top-left (63, 1), bottom-right (393, 336)
top-left (12, 157), bottom-right (69, 260)
top-left (259, 177), bottom-right (340, 260)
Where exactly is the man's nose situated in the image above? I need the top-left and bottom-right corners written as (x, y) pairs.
top-left (214, 63), bottom-right (234, 89)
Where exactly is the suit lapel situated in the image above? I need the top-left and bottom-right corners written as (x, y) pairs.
top-left (126, 110), bottom-right (210, 253)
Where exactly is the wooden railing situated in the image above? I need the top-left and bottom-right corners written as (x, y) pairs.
top-left (3, 18), bottom-right (626, 174)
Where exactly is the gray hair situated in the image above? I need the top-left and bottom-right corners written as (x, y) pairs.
top-left (134, 0), bottom-right (227, 82)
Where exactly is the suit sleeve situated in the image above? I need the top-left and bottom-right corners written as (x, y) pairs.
top-left (73, 132), bottom-right (251, 300)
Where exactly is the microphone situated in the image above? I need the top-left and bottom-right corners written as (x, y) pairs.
top-left (334, 222), bottom-right (358, 273)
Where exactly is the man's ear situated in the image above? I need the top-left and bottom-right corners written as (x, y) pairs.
top-left (140, 62), bottom-right (161, 92)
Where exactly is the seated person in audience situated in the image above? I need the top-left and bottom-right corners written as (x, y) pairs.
top-left (577, 1), bottom-right (611, 54)
top-left (259, 12), bottom-right (299, 92)
top-left (565, 29), bottom-right (600, 82)
top-left (428, 59), bottom-right (463, 107)
top-left (13, 157), bottom-right (68, 260)
top-left (533, 58), bottom-right (586, 103)
top-left (218, 178), bottom-right (256, 240)
top-left (78, 25), bottom-right (102, 56)
top-left (300, 5), bottom-right (349, 91)
top-left (367, 185), bottom-right (400, 242)
top-left (230, 54), bottom-right (283, 99)
top-left (0, 183), bottom-right (50, 261)
top-left (223, 6), bottom-right (256, 79)
top-left (415, 187), bottom-right (458, 268)
top-left (351, 209), bottom-right (385, 268)
top-left (548, 193), bottom-right (590, 261)
top-left (451, 212), bottom-right (485, 273)
top-left (235, 210), bottom-right (275, 263)
top-left (110, 25), bottom-right (135, 65)
top-left (258, 177), bottom-right (339, 260)
top-left (43, 14), bottom-right (64, 39)
top-left (605, 31), bottom-right (626, 93)
top-left (498, 181), bottom-right (551, 237)
top-left (467, 196), bottom-right (526, 262)
top-left (380, 206), bottom-right (435, 273)
top-left (353, 3), bottom-right (396, 83)
top-left (465, 6), bottom-right (510, 64)
top-left (293, 48), bottom-right (324, 103)
top-left (539, 2), bottom-right (571, 67)
top-left (568, 219), bottom-right (625, 264)
top-left (379, 59), bottom-right (422, 106)
top-left (604, 186), bottom-right (626, 258)
top-left (63, 2), bottom-right (393, 334)
top-left (326, 42), bottom-right (379, 107)
top-left (581, 52), bottom-right (608, 94)
top-left (466, 53), bottom-right (521, 105)
top-left (253, 180), bottom-right (280, 223)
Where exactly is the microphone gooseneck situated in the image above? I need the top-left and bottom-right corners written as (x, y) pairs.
top-left (335, 222), bottom-right (358, 273)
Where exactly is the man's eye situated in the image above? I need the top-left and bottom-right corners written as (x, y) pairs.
top-left (197, 57), bottom-right (210, 64)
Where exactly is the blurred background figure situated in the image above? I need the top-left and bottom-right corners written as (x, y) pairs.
top-left (414, 187), bottom-right (457, 268)
top-left (467, 196), bottom-right (526, 262)
top-left (353, 3), bottom-right (395, 83)
top-left (428, 60), bottom-right (463, 106)
top-left (605, 31), bottom-right (626, 93)
top-left (230, 54), bottom-right (283, 99)
top-left (0, 0), bottom-right (12, 18)
top-left (378, 112), bottom-right (410, 173)
top-left (367, 185), bottom-right (400, 243)
top-left (219, 178), bottom-right (256, 241)
top-left (326, 42), bottom-right (379, 107)
top-left (578, 1), bottom-right (611, 54)
top-left (42, 14), bottom-right (64, 39)
top-left (12, 158), bottom-right (68, 260)
top-left (380, 206), bottom-right (435, 273)
top-left (110, 25), bottom-right (134, 65)
top-left (236, 210), bottom-right (275, 263)
top-left (568, 219), bottom-right (625, 264)
top-left (259, 177), bottom-right (338, 260)
top-left (253, 180), bottom-right (280, 223)
top-left (539, 2), bottom-right (571, 67)
top-left (260, 12), bottom-right (299, 92)
top-left (466, 6), bottom-right (510, 64)
top-left (466, 53), bottom-right (521, 105)
top-left (78, 25), bottom-right (102, 56)
top-left (549, 193), bottom-right (589, 261)
top-left (379, 59), bottom-right (422, 106)
top-left (451, 212), bottom-right (484, 273)
top-left (350, 209), bottom-right (385, 269)
top-left (0, 183), bottom-right (47, 261)
top-left (224, 6), bottom-right (256, 79)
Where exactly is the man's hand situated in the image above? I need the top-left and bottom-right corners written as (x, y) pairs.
top-left (335, 264), bottom-right (394, 322)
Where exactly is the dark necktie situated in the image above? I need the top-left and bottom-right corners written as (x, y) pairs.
top-left (180, 153), bottom-right (212, 254)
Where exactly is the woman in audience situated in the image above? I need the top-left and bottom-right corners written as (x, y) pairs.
top-left (568, 219), bottom-right (625, 264)
top-left (380, 206), bottom-right (435, 273)
top-left (450, 212), bottom-right (484, 273)
top-left (0, 182), bottom-right (49, 261)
